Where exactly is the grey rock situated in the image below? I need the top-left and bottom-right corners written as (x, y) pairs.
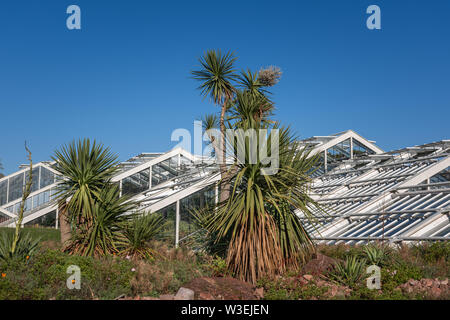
top-left (175, 287), bottom-right (195, 300)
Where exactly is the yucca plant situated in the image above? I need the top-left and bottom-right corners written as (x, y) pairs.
top-left (206, 123), bottom-right (323, 283)
top-left (65, 184), bottom-right (135, 256)
top-left (52, 138), bottom-right (120, 245)
top-left (326, 255), bottom-right (367, 288)
top-left (121, 212), bottom-right (166, 260)
top-left (363, 244), bottom-right (391, 266)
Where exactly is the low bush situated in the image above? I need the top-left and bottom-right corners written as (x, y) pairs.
top-left (0, 247), bottom-right (134, 300)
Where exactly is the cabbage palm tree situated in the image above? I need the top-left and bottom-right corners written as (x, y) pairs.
top-left (52, 139), bottom-right (120, 246)
top-left (66, 184), bottom-right (136, 256)
top-left (192, 49), bottom-right (238, 202)
top-left (207, 124), bottom-right (322, 283)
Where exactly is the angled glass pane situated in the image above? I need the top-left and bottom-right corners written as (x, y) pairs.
top-left (157, 203), bottom-right (176, 245)
top-left (25, 167), bottom-right (40, 193)
top-left (122, 168), bottom-right (150, 197)
top-left (179, 186), bottom-right (215, 241)
top-left (151, 155), bottom-right (179, 187)
top-left (0, 180), bottom-right (7, 206)
top-left (8, 173), bottom-right (24, 203)
top-left (353, 139), bottom-right (375, 157)
top-left (40, 167), bottom-right (55, 189)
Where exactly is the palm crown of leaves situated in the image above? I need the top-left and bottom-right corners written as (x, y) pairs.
top-left (51, 138), bottom-right (119, 223)
top-left (191, 49), bottom-right (239, 105)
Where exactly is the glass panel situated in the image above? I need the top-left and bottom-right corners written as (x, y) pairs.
top-left (0, 212), bottom-right (8, 224)
top-left (24, 197), bottom-right (32, 212)
top-left (429, 166), bottom-right (450, 185)
top-left (327, 138), bottom-right (351, 163)
top-left (0, 180), bottom-right (7, 206)
top-left (14, 202), bottom-right (21, 214)
top-left (24, 210), bottom-right (56, 228)
top-left (353, 139), bottom-right (375, 157)
top-left (151, 156), bottom-right (179, 187)
top-left (122, 168), bottom-right (150, 197)
top-left (40, 167), bottom-right (55, 189)
top-left (25, 167), bottom-right (40, 193)
top-left (179, 155), bottom-right (193, 172)
top-left (157, 203), bottom-right (176, 245)
top-left (8, 173), bottom-right (24, 203)
top-left (179, 186), bottom-right (215, 241)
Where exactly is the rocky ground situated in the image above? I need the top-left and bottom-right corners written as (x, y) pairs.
top-left (396, 278), bottom-right (449, 298)
top-left (119, 252), bottom-right (449, 300)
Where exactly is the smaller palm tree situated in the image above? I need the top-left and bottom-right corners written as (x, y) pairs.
top-left (66, 184), bottom-right (136, 256)
top-left (52, 138), bottom-right (120, 245)
top-left (192, 49), bottom-right (238, 202)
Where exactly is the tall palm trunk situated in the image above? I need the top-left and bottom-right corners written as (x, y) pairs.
top-left (219, 100), bottom-right (232, 203)
top-left (58, 203), bottom-right (71, 249)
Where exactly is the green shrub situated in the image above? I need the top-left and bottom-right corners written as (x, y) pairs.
top-left (207, 256), bottom-right (229, 277)
top-left (0, 248), bottom-right (134, 299)
top-left (411, 242), bottom-right (450, 264)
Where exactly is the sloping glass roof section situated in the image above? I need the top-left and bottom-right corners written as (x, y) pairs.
top-left (301, 139), bottom-right (450, 244)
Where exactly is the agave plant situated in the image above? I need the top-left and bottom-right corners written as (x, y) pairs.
top-left (65, 184), bottom-right (136, 256)
top-left (327, 255), bottom-right (367, 288)
top-left (363, 244), bottom-right (391, 266)
top-left (121, 212), bottom-right (166, 259)
top-left (0, 231), bottom-right (40, 263)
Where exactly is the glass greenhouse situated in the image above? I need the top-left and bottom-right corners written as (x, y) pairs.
top-left (1, 130), bottom-right (448, 246)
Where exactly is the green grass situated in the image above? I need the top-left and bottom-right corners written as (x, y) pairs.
top-left (0, 227), bottom-right (60, 242)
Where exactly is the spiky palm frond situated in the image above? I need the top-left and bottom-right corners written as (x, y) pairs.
top-left (190, 205), bottom-right (230, 257)
top-left (52, 138), bottom-right (119, 224)
top-left (237, 69), bottom-right (271, 98)
top-left (191, 49), bottom-right (238, 105)
top-left (121, 212), bottom-right (166, 260)
top-left (66, 184), bottom-right (135, 257)
top-left (227, 90), bottom-right (274, 128)
top-left (202, 114), bottom-right (219, 131)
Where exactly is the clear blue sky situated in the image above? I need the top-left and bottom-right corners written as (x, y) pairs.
top-left (1, 0), bottom-right (449, 175)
